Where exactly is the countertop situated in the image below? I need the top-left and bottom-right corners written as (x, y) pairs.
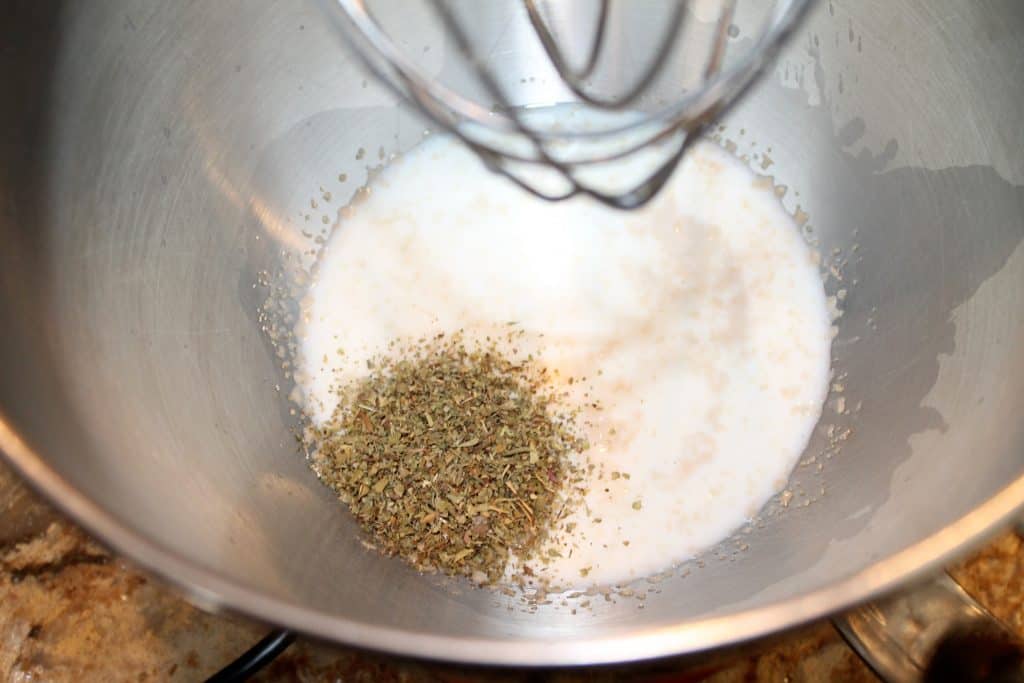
top-left (3, 461), bottom-right (1023, 682)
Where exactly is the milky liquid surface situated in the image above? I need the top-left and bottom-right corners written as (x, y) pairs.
top-left (296, 135), bottom-right (832, 588)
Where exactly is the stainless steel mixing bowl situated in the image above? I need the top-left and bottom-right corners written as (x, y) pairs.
top-left (1, 0), bottom-right (1022, 666)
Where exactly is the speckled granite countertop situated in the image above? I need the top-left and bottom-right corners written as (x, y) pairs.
top-left (3, 461), bottom-right (1022, 682)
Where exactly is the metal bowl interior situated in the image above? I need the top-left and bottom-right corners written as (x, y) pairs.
top-left (1, 0), bottom-right (1023, 666)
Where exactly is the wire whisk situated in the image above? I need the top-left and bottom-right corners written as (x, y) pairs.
top-left (321, 0), bottom-right (813, 209)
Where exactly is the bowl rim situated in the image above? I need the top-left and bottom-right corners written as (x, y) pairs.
top-left (2, 414), bottom-right (1023, 666)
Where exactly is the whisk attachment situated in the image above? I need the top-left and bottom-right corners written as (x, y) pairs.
top-left (322, 0), bottom-right (812, 209)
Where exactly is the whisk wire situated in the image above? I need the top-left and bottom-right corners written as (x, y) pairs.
top-left (523, 0), bottom-right (690, 110)
top-left (523, 0), bottom-right (609, 83)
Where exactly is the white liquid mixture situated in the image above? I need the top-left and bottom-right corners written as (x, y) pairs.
top-left (295, 135), bottom-right (831, 588)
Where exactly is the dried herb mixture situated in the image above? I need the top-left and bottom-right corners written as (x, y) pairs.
top-left (310, 332), bottom-right (588, 585)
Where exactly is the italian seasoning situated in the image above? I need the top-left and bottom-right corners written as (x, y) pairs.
top-left (310, 332), bottom-right (588, 585)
